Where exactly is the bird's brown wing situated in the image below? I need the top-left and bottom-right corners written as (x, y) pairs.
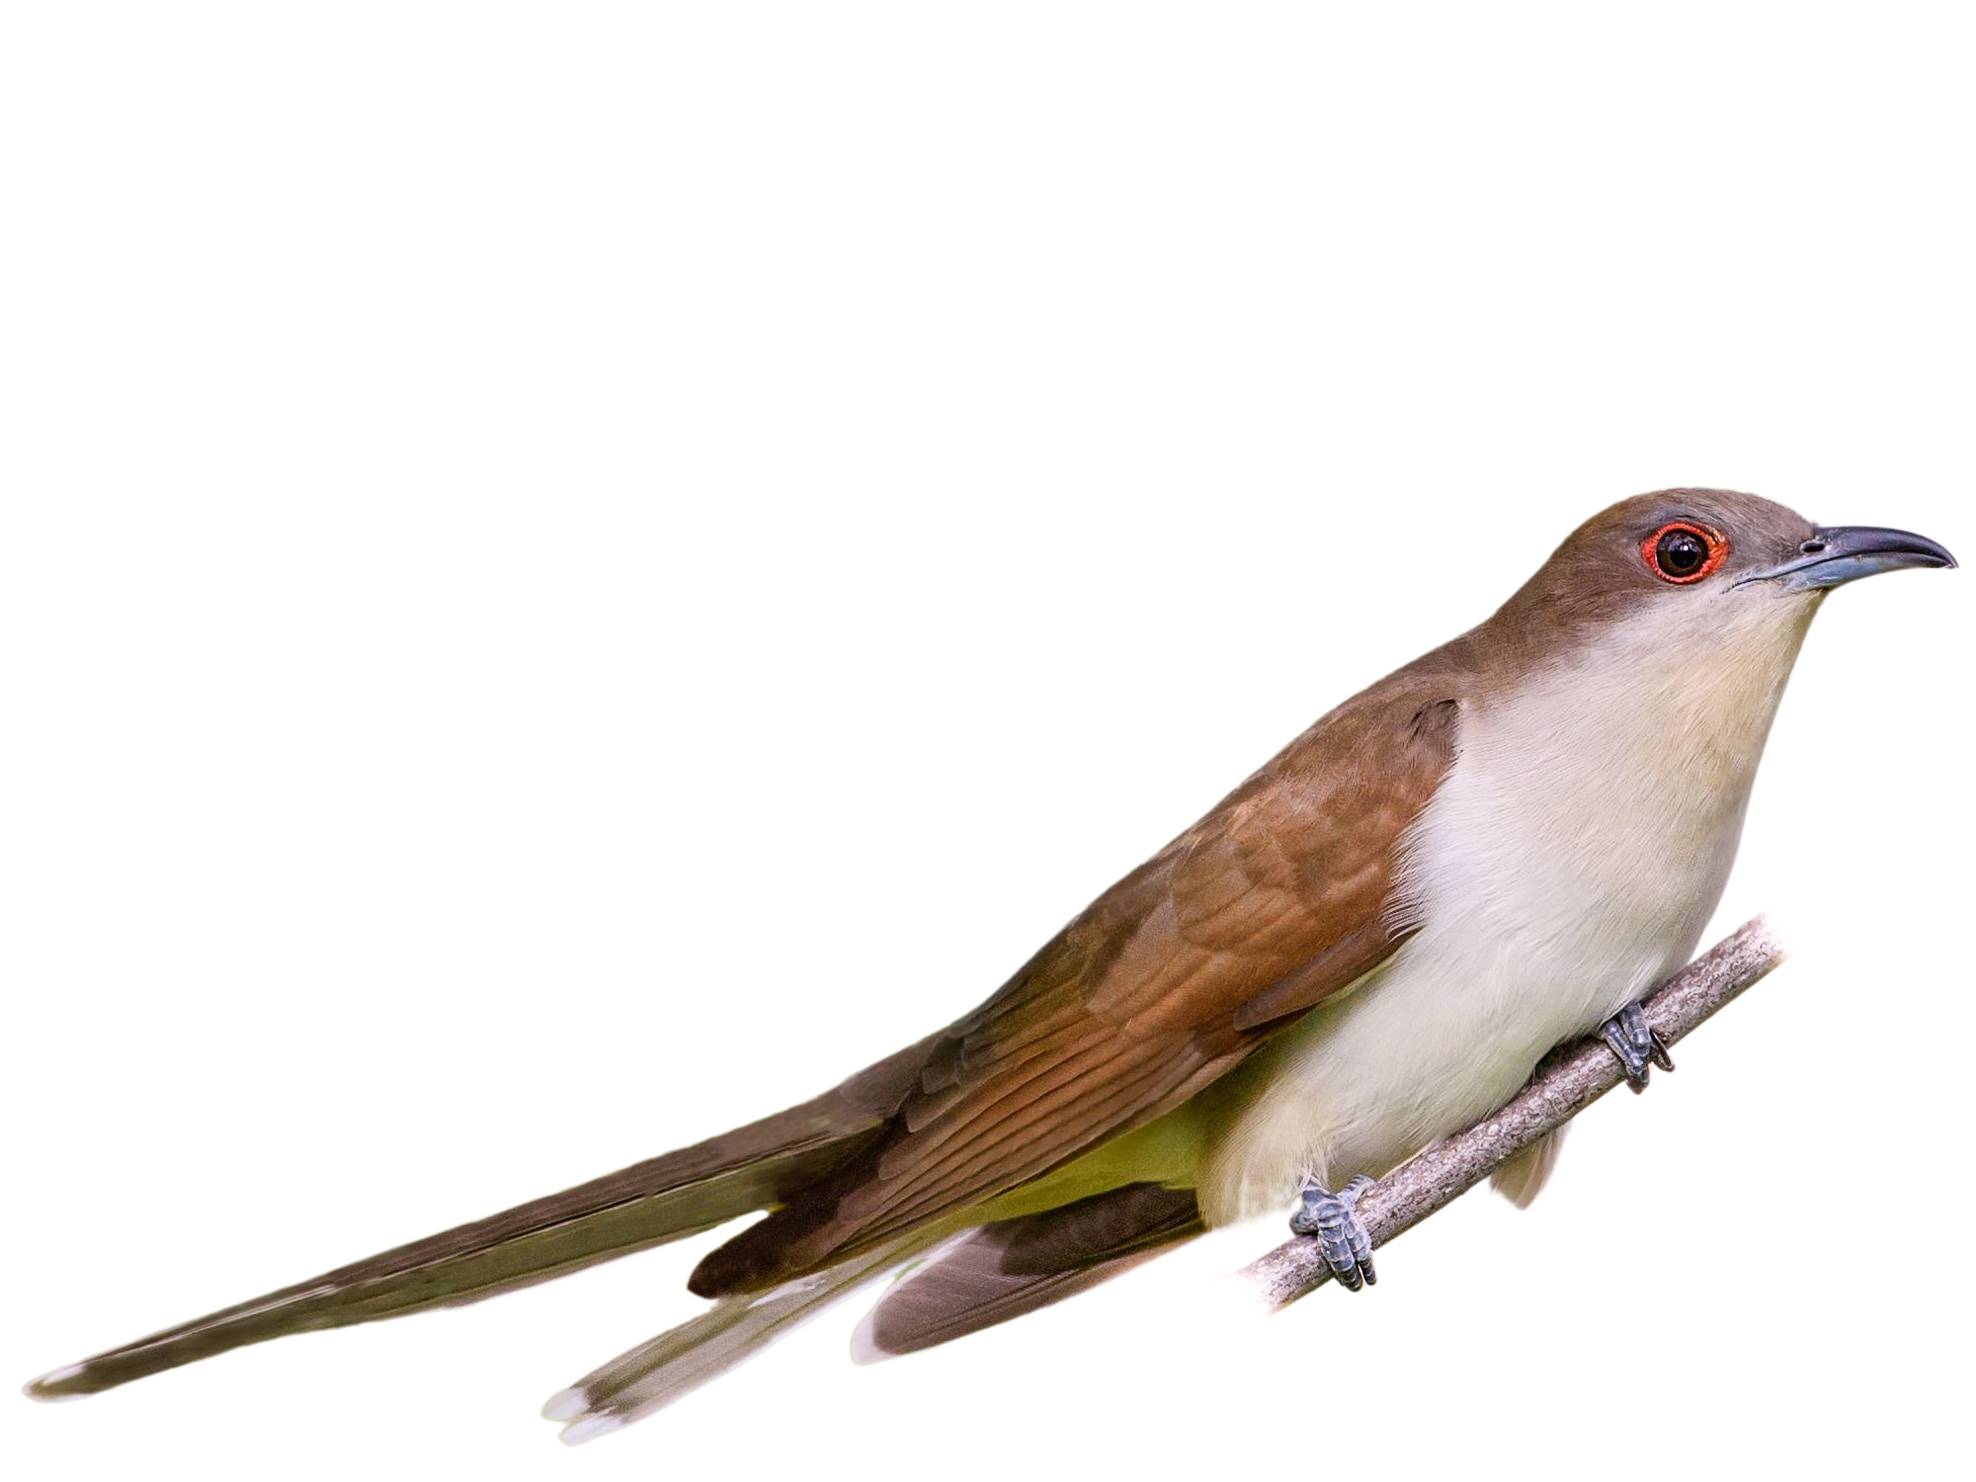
top-left (690, 663), bottom-right (1467, 1295)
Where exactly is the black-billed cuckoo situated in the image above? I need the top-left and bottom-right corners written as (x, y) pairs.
top-left (25, 490), bottom-right (1956, 1440)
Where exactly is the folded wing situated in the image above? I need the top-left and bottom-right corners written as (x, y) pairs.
top-left (692, 661), bottom-right (1466, 1294)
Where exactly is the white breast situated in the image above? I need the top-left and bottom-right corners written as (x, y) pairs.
top-left (1192, 592), bottom-right (1818, 1225)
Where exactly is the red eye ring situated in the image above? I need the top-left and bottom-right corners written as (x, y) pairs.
top-left (1641, 521), bottom-right (1728, 584)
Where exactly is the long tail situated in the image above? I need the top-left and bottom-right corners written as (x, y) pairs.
top-left (542, 1233), bottom-right (938, 1444)
top-left (25, 1038), bottom-right (936, 1400)
top-left (543, 1182), bottom-right (1203, 1443)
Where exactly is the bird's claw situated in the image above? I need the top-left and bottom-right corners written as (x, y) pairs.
top-left (1288, 1173), bottom-right (1377, 1291)
top-left (1601, 1000), bottom-right (1674, 1093)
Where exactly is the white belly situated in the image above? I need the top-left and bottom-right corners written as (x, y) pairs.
top-left (1191, 596), bottom-right (1812, 1226)
top-left (1191, 906), bottom-right (1705, 1225)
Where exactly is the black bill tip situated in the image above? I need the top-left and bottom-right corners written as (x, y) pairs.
top-left (1743, 525), bottom-right (1957, 591)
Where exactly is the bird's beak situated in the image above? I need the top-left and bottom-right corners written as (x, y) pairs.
top-left (1737, 525), bottom-right (1958, 591)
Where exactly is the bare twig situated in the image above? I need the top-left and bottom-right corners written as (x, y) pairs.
top-left (1241, 915), bottom-right (1788, 1311)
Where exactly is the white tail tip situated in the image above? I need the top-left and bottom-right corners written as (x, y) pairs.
top-left (540, 1386), bottom-right (588, 1422)
top-left (847, 1311), bottom-right (892, 1367)
top-left (559, 1413), bottom-right (624, 1447)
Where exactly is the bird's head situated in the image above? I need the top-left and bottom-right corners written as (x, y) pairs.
top-left (1496, 488), bottom-right (1955, 653)
top-left (1477, 489), bottom-right (1955, 766)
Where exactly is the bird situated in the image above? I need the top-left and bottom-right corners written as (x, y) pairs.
top-left (24, 489), bottom-right (1955, 1442)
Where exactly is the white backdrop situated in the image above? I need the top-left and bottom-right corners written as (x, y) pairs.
top-left (4, 5), bottom-right (1971, 1480)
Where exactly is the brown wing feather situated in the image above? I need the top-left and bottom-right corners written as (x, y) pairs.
top-left (690, 650), bottom-right (1468, 1296)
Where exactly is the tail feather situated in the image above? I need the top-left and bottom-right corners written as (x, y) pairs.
top-left (850, 1183), bottom-right (1200, 1362)
top-left (1489, 1124), bottom-right (1568, 1209)
top-left (542, 1184), bottom-right (1202, 1441)
top-left (544, 1234), bottom-right (935, 1444)
top-left (25, 1037), bottom-right (938, 1401)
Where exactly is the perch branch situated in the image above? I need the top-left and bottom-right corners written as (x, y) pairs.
top-left (1240, 915), bottom-right (1787, 1311)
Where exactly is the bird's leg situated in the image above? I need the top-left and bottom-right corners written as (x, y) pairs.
top-left (1600, 1000), bottom-right (1675, 1094)
top-left (1288, 1173), bottom-right (1377, 1291)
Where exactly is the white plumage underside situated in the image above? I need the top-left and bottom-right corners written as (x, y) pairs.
top-left (1192, 588), bottom-right (1818, 1224)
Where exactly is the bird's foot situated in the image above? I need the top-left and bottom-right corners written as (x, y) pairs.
top-left (1601, 1000), bottom-right (1675, 1094)
top-left (1288, 1173), bottom-right (1377, 1291)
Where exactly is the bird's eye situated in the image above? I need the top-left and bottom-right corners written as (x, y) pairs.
top-left (1641, 522), bottom-right (1726, 584)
